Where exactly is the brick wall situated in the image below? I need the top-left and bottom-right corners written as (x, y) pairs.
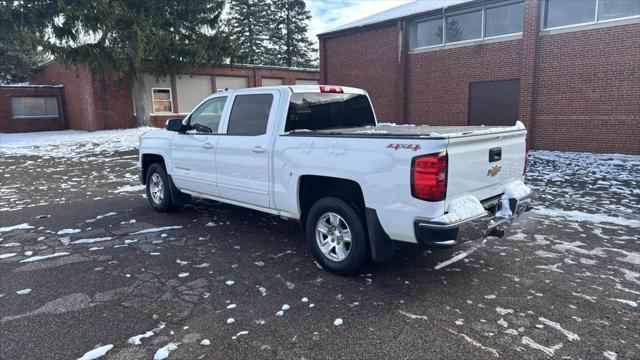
top-left (0, 86), bottom-right (65, 133)
top-left (32, 63), bottom-right (100, 131)
top-left (322, 24), bottom-right (400, 122)
top-left (406, 39), bottom-right (523, 126)
top-left (533, 23), bottom-right (640, 154)
top-left (319, 0), bottom-right (640, 154)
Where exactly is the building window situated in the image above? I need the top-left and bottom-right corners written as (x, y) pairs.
top-left (446, 10), bottom-right (482, 42)
top-left (152, 88), bottom-right (173, 113)
top-left (410, 17), bottom-right (443, 48)
top-left (485, 2), bottom-right (524, 37)
top-left (543, 0), bottom-right (640, 29)
top-left (11, 97), bottom-right (59, 118)
top-left (409, 1), bottom-right (523, 50)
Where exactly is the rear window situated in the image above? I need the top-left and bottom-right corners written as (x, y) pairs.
top-left (285, 93), bottom-right (375, 132)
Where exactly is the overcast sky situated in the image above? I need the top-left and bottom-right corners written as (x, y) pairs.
top-left (306, 0), bottom-right (411, 41)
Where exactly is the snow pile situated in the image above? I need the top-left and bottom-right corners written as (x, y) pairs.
top-left (496, 181), bottom-right (531, 218)
top-left (504, 180), bottom-right (531, 200)
top-left (0, 127), bottom-right (154, 158)
top-left (432, 196), bottom-right (486, 224)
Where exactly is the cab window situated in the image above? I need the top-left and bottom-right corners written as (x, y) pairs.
top-left (226, 94), bottom-right (274, 136)
top-left (188, 96), bottom-right (227, 134)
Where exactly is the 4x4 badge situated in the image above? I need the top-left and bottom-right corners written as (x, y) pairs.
top-left (387, 144), bottom-right (421, 151)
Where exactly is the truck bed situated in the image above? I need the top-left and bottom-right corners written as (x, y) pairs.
top-left (287, 122), bottom-right (524, 138)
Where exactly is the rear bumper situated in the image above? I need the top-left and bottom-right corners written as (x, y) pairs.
top-left (415, 194), bottom-right (533, 247)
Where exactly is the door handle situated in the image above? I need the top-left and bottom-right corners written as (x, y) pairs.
top-left (202, 142), bottom-right (213, 149)
top-left (251, 146), bottom-right (267, 153)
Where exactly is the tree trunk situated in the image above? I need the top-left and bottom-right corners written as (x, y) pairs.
top-left (132, 67), bottom-right (149, 127)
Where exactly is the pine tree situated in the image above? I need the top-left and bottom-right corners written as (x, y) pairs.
top-left (227, 0), bottom-right (271, 65)
top-left (6, 1), bottom-right (230, 126)
top-left (269, 0), bottom-right (317, 68)
top-left (0, 7), bottom-right (48, 84)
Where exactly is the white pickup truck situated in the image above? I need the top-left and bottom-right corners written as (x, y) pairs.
top-left (139, 85), bottom-right (532, 275)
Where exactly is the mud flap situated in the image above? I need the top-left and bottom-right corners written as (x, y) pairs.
top-left (365, 208), bottom-right (396, 262)
top-left (167, 175), bottom-right (191, 208)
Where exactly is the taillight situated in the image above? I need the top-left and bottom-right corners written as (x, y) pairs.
top-left (523, 141), bottom-right (530, 175)
top-left (411, 152), bottom-right (447, 201)
top-left (320, 85), bottom-right (343, 93)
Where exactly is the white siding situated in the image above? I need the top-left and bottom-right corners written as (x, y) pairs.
top-left (215, 76), bottom-right (249, 91)
top-left (295, 79), bottom-right (319, 85)
top-left (176, 75), bottom-right (212, 113)
top-left (261, 78), bottom-right (284, 86)
top-left (143, 73), bottom-right (172, 114)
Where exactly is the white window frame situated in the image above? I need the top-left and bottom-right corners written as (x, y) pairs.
top-left (409, 0), bottom-right (524, 51)
top-left (151, 87), bottom-right (174, 113)
top-left (541, 0), bottom-right (640, 31)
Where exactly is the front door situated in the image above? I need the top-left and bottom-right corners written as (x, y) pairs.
top-left (468, 80), bottom-right (520, 126)
top-left (216, 91), bottom-right (278, 208)
top-left (170, 96), bottom-right (229, 196)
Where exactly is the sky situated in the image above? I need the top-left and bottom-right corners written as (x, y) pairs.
top-left (305, 0), bottom-right (411, 41)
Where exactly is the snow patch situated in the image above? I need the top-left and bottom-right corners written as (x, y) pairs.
top-left (57, 228), bottom-right (81, 235)
top-left (20, 252), bottom-right (70, 263)
top-left (532, 207), bottom-right (640, 228)
top-left (521, 336), bottom-right (563, 357)
top-left (71, 237), bottom-right (113, 244)
top-left (0, 223), bottom-right (34, 233)
top-left (538, 317), bottom-right (580, 341)
top-left (77, 344), bottom-right (114, 360)
top-left (130, 226), bottom-right (183, 235)
top-left (154, 342), bottom-right (179, 360)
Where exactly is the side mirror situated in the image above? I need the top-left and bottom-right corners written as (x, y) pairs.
top-left (166, 118), bottom-right (185, 133)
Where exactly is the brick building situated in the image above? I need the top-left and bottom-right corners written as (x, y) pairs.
top-left (319, 0), bottom-right (640, 154)
top-left (1, 62), bottom-right (318, 132)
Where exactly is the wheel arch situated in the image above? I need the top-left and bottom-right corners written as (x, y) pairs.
top-left (297, 174), bottom-right (395, 263)
top-left (140, 153), bottom-right (167, 185)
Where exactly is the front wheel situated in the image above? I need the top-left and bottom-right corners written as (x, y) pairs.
top-left (146, 163), bottom-right (173, 212)
top-left (306, 197), bottom-right (367, 276)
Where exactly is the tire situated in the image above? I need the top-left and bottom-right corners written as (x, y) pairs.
top-left (306, 197), bottom-right (367, 276)
top-left (146, 163), bottom-right (173, 212)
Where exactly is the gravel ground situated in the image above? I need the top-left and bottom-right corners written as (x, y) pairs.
top-left (0, 140), bottom-right (638, 360)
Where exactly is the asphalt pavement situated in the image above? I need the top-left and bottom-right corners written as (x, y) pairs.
top-left (0, 149), bottom-right (638, 360)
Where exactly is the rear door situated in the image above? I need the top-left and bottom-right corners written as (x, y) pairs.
top-left (468, 80), bottom-right (520, 126)
top-left (216, 90), bottom-right (279, 207)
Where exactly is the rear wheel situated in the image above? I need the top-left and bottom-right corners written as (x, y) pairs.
top-left (306, 197), bottom-right (367, 276)
top-left (146, 163), bottom-right (173, 212)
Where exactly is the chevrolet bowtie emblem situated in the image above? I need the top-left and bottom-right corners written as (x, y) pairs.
top-left (487, 165), bottom-right (502, 177)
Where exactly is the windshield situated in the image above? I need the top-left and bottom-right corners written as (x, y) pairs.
top-left (285, 93), bottom-right (376, 132)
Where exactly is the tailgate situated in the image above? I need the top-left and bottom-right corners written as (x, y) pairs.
top-left (445, 129), bottom-right (527, 205)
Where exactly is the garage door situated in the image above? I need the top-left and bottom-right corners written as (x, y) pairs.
top-left (468, 80), bottom-right (520, 126)
top-left (295, 79), bottom-right (319, 85)
top-left (215, 76), bottom-right (249, 91)
top-left (176, 75), bottom-right (212, 113)
top-left (262, 78), bottom-right (284, 86)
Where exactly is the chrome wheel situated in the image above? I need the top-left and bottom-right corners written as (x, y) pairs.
top-left (149, 172), bottom-right (164, 204)
top-left (315, 212), bottom-right (352, 262)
